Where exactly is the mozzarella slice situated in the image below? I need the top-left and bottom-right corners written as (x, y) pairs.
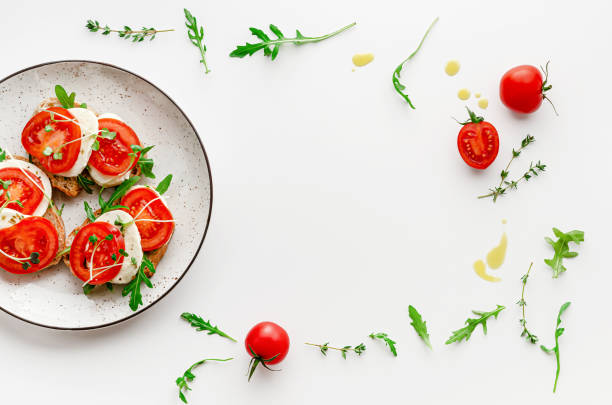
top-left (0, 159), bottom-right (53, 217)
top-left (88, 113), bottom-right (132, 187)
top-left (0, 208), bottom-right (27, 229)
top-left (56, 108), bottom-right (98, 177)
top-left (94, 210), bottom-right (143, 284)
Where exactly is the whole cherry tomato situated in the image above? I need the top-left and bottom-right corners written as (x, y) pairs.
top-left (499, 62), bottom-right (556, 114)
top-left (456, 108), bottom-right (499, 170)
top-left (245, 321), bottom-right (290, 381)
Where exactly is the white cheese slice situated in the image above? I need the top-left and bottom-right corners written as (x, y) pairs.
top-left (0, 159), bottom-right (52, 216)
top-left (0, 208), bottom-right (27, 229)
top-left (94, 210), bottom-right (143, 284)
top-left (56, 108), bottom-right (98, 177)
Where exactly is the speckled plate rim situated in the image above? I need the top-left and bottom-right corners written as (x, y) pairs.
top-left (0, 60), bottom-right (213, 331)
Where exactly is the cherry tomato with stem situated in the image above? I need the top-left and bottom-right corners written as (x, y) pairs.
top-left (499, 61), bottom-right (558, 115)
top-left (244, 321), bottom-right (290, 381)
top-left (456, 107), bottom-right (500, 170)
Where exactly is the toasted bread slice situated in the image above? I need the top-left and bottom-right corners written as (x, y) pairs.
top-left (64, 209), bottom-right (170, 280)
top-left (4, 155), bottom-right (66, 267)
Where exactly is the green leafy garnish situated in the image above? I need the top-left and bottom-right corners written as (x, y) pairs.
top-left (176, 358), bottom-right (233, 404)
top-left (156, 174), bottom-right (173, 195)
top-left (184, 8), bottom-right (210, 74)
top-left (392, 17), bottom-right (438, 108)
top-left (445, 305), bottom-right (505, 345)
top-left (518, 263), bottom-right (538, 344)
top-left (230, 22), bottom-right (356, 60)
top-left (478, 135), bottom-right (545, 202)
top-left (369, 332), bottom-right (397, 356)
top-left (86, 19), bottom-right (173, 42)
top-left (180, 312), bottom-right (237, 342)
top-left (408, 305), bottom-right (432, 349)
top-left (129, 145), bottom-right (155, 179)
top-left (99, 176), bottom-right (140, 214)
top-left (0, 147), bottom-right (5, 162)
top-left (305, 342), bottom-right (366, 359)
top-left (77, 174), bottom-right (95, 194)
top-left (541, 302), bottom-right (571, 393)
top-left (83, 201), bottom-right (96, 222)
top-left (544, 228), bottom-right (584, 278)
top-left (83, 284), bottom-right (95, 295)
top-left (55, 85), bottom-right (75, 109)
top-left (121, 255), bottom-right (154, 311)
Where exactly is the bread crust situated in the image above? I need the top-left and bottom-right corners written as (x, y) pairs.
top-left (64, 209), bottom-right (170, 282)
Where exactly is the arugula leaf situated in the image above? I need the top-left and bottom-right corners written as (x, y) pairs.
top-left (55, 85), bottom-right (75, 109)
top-left (121, 255), bottom-right (154, 311)
top-left (176, 358), bottom-right (233, 404)
top-left (77, 174), bottom-right (95, 194)
top-left (180, 312), bottom-right (236, 342)
top-left (445, 305), bottom-right (505, 345)
top-left (156, 174), bottom-right (173, 195)
top-left (130, 145), bottom-right (155, 179)
top-left (408, 305), bottom-right (432, 349)
top-left (544, 228), bottom-right (584, 278)
top-left (99, 176), bottom-right (140, 214)
top-left (83, 201), bottom-right (96, 222)
top-left (83, 284), bottom-right (95, 295)
top-left (0, 147), bottom-right (5, 162)
top-left (541, 302), bottom-right (571, 393)
top-left (392, 18), bottom-right (438, 108)
top-left (184, 8), bottom-right (210, 74)
top-left (230, 22), bottom-right (356, 60)
top-left (369, 332), bottom-right (397, 356)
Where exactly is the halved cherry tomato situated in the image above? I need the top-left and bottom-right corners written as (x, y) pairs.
top-left (457, 108), bottom-right (499, 170)
top-left (0, 216), bottom-right (58, 274)
top-left (245, 321), bottom-right (290, 381)
top-left (21, 107), bottom-right (81, 174)
top-left (89, 118), bottom-right (141, 176)
top-left (69, 222), bottom-right (125, 285)
top-left (120, 187), bottom-right (173, 251)
top-left (0, 168), bottom-right (44, 215)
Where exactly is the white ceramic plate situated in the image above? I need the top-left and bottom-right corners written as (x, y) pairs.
top-left (0, 60), bottom-right (212, 330)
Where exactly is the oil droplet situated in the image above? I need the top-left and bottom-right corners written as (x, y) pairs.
top-left (474, 260), bottom-right (501, 282)
top-left (478, 98), bottom-right (489, 109)
top-left (458, 88), bottom-right (471, 100)
top-left (445, 60), bottom-right (460, 76)
top-left (486, 233), bottom-right (507, 270)
top-left (474, 92), bottom-right (481, 98)
top-left (502, 219), bottom-right (507, 224)
top-left (352, 53), bottom-right (374, 67)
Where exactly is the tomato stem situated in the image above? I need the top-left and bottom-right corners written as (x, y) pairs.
top-left (540, 61), bottom-right (559, 116)
top-left (246, 346), bottom-right (280, 382)
top-left (454, 107), bottom-right (484, 125)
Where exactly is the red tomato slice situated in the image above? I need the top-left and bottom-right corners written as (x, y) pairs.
top-left (457, 109), bottom-right (499, 170)
top-left (0, 167), bottom-right (44, 215)
top-left (69, 222), bottom-right (125, 285)
top-left (120, 187), bottom-right (174, 251)
top-left (21, 107), bottom-right (81, 174)
top-left (0, 216), bottom-right (58, 274)
top-left (89, 118), bottom-right (141, 176)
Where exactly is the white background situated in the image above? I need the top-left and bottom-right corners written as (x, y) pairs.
top-left (0, 0), bottom-right (610, 403)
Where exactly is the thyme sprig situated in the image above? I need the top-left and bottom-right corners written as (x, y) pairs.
top-left (305, 342), bottom-right (366, 359)
top-left (478, 135), bottom-right (545, 202)
top-left (518, 263), bottom-right (538, 344)
top-left (369, 332), bottom-right (397, 356)
top-left (230, 22), bottom-right (356, 60)
top-left (184, 9), bottom-right (210, 74)
top-left (180, 312), bottom-right (236, 342)
top-left (544, 228), bottom-right (584, 278)
top-left (392, 17), bottom-right (438, 108)
top-left (446, 305), bottom-right (505, 344)
top-left (176, 358), bottom-right (233, 404)
top-left (541, 302), bottom-right (571, 393)
top-left (86, 20), bottom-right (174, 42)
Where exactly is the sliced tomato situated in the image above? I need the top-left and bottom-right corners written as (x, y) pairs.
top-left (0, 216), bottom-right (58, 274)
top-left (89, 118), bottom-right (141, 176)
top-left (120, 187), bottom-right (173, 251)
top-left (0, 168), bottom-right (44, 215)
top-left (69, 222), bottom-right (125, 285)
top-left (457, 109), bottom-right (499, 170)
top-left (21, 107), bottom-right (81, 174)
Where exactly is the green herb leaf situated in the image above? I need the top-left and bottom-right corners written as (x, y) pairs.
top-left (176, 358), bottom-right (233, 404)
top-left (230, 22), bottom-right (356, 60)
top-left (540, 302), bottom-right (571, 393)
top-left (138, 157), bottom-right (155, 179)
top-left (544, 228), bottom-right (584, 278)
top-left (121, 255), bottom-right (154, 311)
top-left (100, 176), bottom-right (140, 214)
top-left (180, 312), bottom-right (237, 342)
top-left (77, 174), bottom-right (95, 194)
top-left (369, 332), bottom-right (397, 356)
top-left (184, 8), bottom-right (210, 74)
top-left (445, 305), bottom-right (505, 345)
top-left (408, 305), bottom-right (432, 349)
top-left (86, 19), bottom-right (172, 42)
top-left (83, 284), bottom-right (95, 295)
top-left (83, 201), bottom-right (96, 222)
top-left (392, 17), bottom-right (438, 109)
top-left (55, 85), bottom-right (75, 109)
top-left (518, 263), bottom-right (539, 344)
top-left (305, 342), bottom-right (366, 358)
top-left (155, 174), bottom-right (173, 195)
